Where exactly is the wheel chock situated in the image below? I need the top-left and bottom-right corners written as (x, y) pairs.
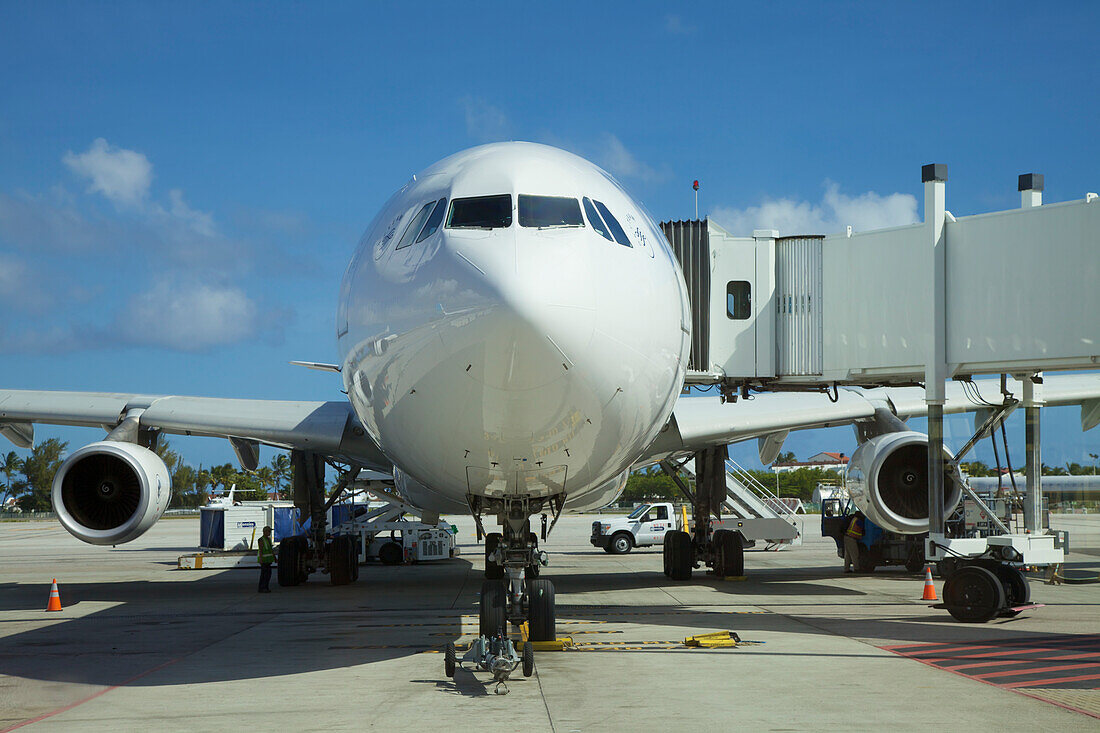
top-left (684, 631), bottom-right (741, 648)
top-left (529, 637), bottom-right (574, 651)
top-left (723, 576), bottom-right (747, 582)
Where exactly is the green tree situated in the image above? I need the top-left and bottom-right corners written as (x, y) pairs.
top-left (270, 453), bottom-right (291, 497)
top-left (773, 451), bottom-right (797, 466)
top-left (17, 438), bottom-right (67, 512)
top-left (1, 451), bottom-right (23, 507)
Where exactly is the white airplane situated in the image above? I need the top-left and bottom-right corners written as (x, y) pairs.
top-left (2, 142), bottom-right (1099, 637)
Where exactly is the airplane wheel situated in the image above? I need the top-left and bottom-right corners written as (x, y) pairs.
top-left (444, 642), bottom-right (457, 678)
top-left (522, 641), bottom-right (535, 678)
top-left (350, 540), bottom-right (360, 581)
top-left (485, 533), bottom-right (504, 579)
top-left (378, 541), bottom-right (403, 566)
top-left (527, 532), bottom-right (541, 577)
top-left (330, 535), bottom-right (354, 586)
top-left (943, 565), bottom-right (1005, 623)
top-left (479, 579), bottom-right (507, 637)
top-left (664, 530), bottom-right (693, 581)
top-left (713, 529), bottom-right (744, 577)
top-left (526, 579), bottom-right (556, 642)
top-left (278, 537), bottom-right (302, 586)
top-left (608, 532), bottom-right (633, 555)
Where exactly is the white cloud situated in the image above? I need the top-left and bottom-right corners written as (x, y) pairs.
top-left (0, 253), bottom-right (25, 297)
top-left (664, 14), bottom-right (695, 34)
top-left (116, 280), bottom-right (262, 351)
top-left (63, 138), bottom-right (152, 206)
top-left (599, 134), bottom-right (664, 183)
top-left (459, 96), bottom-right (510, 142)
top-left (710, 181), bottom-right (919, 236)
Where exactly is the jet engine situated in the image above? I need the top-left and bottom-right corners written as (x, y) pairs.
top-left (846, 431), bottom-right (962, 535)
top-left (51, 441), bottom-right (172, 545)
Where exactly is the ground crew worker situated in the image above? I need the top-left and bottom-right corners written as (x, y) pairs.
top-left (843, 512), bottom-right (864, 573)
top-left (257, 526), bottom-right (275, 593)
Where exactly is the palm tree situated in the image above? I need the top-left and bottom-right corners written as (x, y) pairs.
top-left (270, 453), bottom-right (291, 497)
top-left (1, 451), bottom-right (23, 508)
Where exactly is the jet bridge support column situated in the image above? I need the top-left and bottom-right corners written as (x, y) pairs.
top-left (923, 164), bottom-right (948, 537)
top-left (1019, 176), bottom-right (1045, 534)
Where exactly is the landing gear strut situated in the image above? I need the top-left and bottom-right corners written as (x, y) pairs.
top-left (470, 495), bottom-right (557, 641)
top-left (662, 447), bottom-right (744, 580)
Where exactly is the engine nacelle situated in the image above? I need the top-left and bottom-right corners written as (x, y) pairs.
top-left (846, 431), bottom-right (962, 535)
top-left (52, 441), bottom-right (172, 545)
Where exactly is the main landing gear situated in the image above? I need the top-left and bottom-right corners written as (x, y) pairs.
top-left (470, 495), bottom-right (558, 642)
top-left (277, 451), bottom-right (361, 588)
top-left (661, 447), bottom-right (745, 581)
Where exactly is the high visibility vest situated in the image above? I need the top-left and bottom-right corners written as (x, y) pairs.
top-left (258, 536), bottom-right (275, 563)
top-left (846, 517), bottom-right (864, 539)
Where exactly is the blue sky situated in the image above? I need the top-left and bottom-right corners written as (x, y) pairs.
top-left (1, 2), bottom-right (1098, 472)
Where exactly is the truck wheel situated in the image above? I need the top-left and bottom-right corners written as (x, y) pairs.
top-left (526, 579), bottom-right (556, 642)
top-left (485, 532), bottom-right (504, 579)
top-left (444, 642), bottom-right (457, 678)
top-left (329, 535), bottom-right (353, 586)
top-left (943, 565), bottom-right (1005, 623)
top-left (277, 537), bottom-right (301, 587)
top-left (522, 641), bottom-right (535, 677)
top-left (713, 529), bottom-right (744, 577)
top-left (997, 565), bottom-right (1030, 614)
top-left (378, 541), bottom-right (403, 566)
top-left (664, 530), bottom-right (693, 581)
top-left (608, 532), bottom-right (633, 555)
top-left (479, 579), bottom-right (507, 637)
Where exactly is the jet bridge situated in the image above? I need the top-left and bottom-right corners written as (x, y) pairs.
top-left (664, 167), bottom-right (1100, 621)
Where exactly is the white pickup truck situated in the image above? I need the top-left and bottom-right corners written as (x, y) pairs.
top-left (590, 502), bottom-right (679, 554)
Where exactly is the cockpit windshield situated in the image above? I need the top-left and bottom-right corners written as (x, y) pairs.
top-left (446, 194), bottom-right (512, 229)
top-left (626, 504), bottom-right (650, 520)
top-left (519, 195), bottom-right (583, 228)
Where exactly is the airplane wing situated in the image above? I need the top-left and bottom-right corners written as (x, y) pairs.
top-left (0, 390), bottom-right (391, 471)
top-left (643, 374), bottom-right (1100, 463)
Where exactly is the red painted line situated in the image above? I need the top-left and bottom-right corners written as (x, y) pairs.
top-left (944, 650), bottom-right (1100, 672)
top-left (1006, 672), bottom-right (1100, 689)
top-left (1, 659), bottom-right (178, 732)
top-left (974, 662), bottom-right (1100, 680)
top-left (911, 641), bottom-right (1100, 662)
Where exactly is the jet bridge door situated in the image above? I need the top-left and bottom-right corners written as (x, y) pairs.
top-left (707, 226), bottom-right (776, 379)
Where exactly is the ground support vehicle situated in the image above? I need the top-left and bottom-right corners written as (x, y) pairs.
top-left (590, 502), bottom-right (680, 554)
top-left (330, 499), bottom-right (457, 566)
top-left (821, 497), bottom-right (927, 573)
top-left (444, 634), bottom-right (535, 695)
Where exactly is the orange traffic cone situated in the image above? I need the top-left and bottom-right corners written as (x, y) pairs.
top-left (921, 566), bottom-right (938, 601)
top-left (45, 579), bottom-right (62, 612)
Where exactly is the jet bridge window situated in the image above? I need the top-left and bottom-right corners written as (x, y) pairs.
top-left (396, 201), bottom-right (437, 250)
top-left (518, 194), bottom-right (583, 228)
top-left (593, 200), bottom-right (632, 247)
top-left (583, 197), bottom-right (614, 241)
top-left (727, 280), bottom-right (752, 320)
top-left (446, 194), bottom-right (512, 229)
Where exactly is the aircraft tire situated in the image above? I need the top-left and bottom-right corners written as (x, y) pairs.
top-left (444, 642), bottom-right (457, 678)
top-left (479, 579), bottom-right (507, 637)
top-left (278, 537), bottom-right (302, 587)
top-left (713, 529), bottom-right (744, 577)
top-left (522, 641), bottom-right (535, 677)
top-left (943, 565), bottom-right (1005, 623)
top-left (664, 530), bottom-right (693, 581)
top-left (526, 579), bottom-right (556, 642)
top-left (485, 533), bottom-right (504, 579)
top-left (330, 535), bottom-right (353, 586)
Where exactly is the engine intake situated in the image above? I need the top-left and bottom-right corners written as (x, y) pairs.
top-left (846, 431), bottom-right (962, 535)
top-left (52, 441), bottom-right (171, 545)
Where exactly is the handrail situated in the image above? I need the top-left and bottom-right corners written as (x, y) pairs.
top-left (725, 457), bottom-right (799, 523)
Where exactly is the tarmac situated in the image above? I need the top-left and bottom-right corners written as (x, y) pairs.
top-left (1, 513), bottom-right (1098, 732)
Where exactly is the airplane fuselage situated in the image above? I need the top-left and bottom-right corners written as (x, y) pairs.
top-left (337, 143), bottom-right (690, 513)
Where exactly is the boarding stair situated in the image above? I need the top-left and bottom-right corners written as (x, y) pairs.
top-left (679, 458), bottom-right (802, 548)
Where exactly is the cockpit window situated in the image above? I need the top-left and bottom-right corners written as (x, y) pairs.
top-left (396, 201), bottom-right (436, 250)
top-left (594, 201), bottom-right (631, 247)
top-left (583, 197), bottom-right (614, 242)
top-left (518, 195), bottom-right (583, 228)
top-left (446, 194), bottom-right (512, 229)
top-left (415, 198), bottom-right (447, 243)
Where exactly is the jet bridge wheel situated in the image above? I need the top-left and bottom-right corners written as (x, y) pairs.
top-left (943, 565), bottom-right (1006, 623)
top-left (484, 533), bottom-right (504, 579)
top-left (663, 530), bottom-right (693, 581)
top-left (526, 579), bottom-right (556, 642)
top-left (479, 579), bottom-right (507, 637)
top-left (713, 530), bottom-right (744, 577)
top-left (995, 565), bottom-right (1030, 616)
